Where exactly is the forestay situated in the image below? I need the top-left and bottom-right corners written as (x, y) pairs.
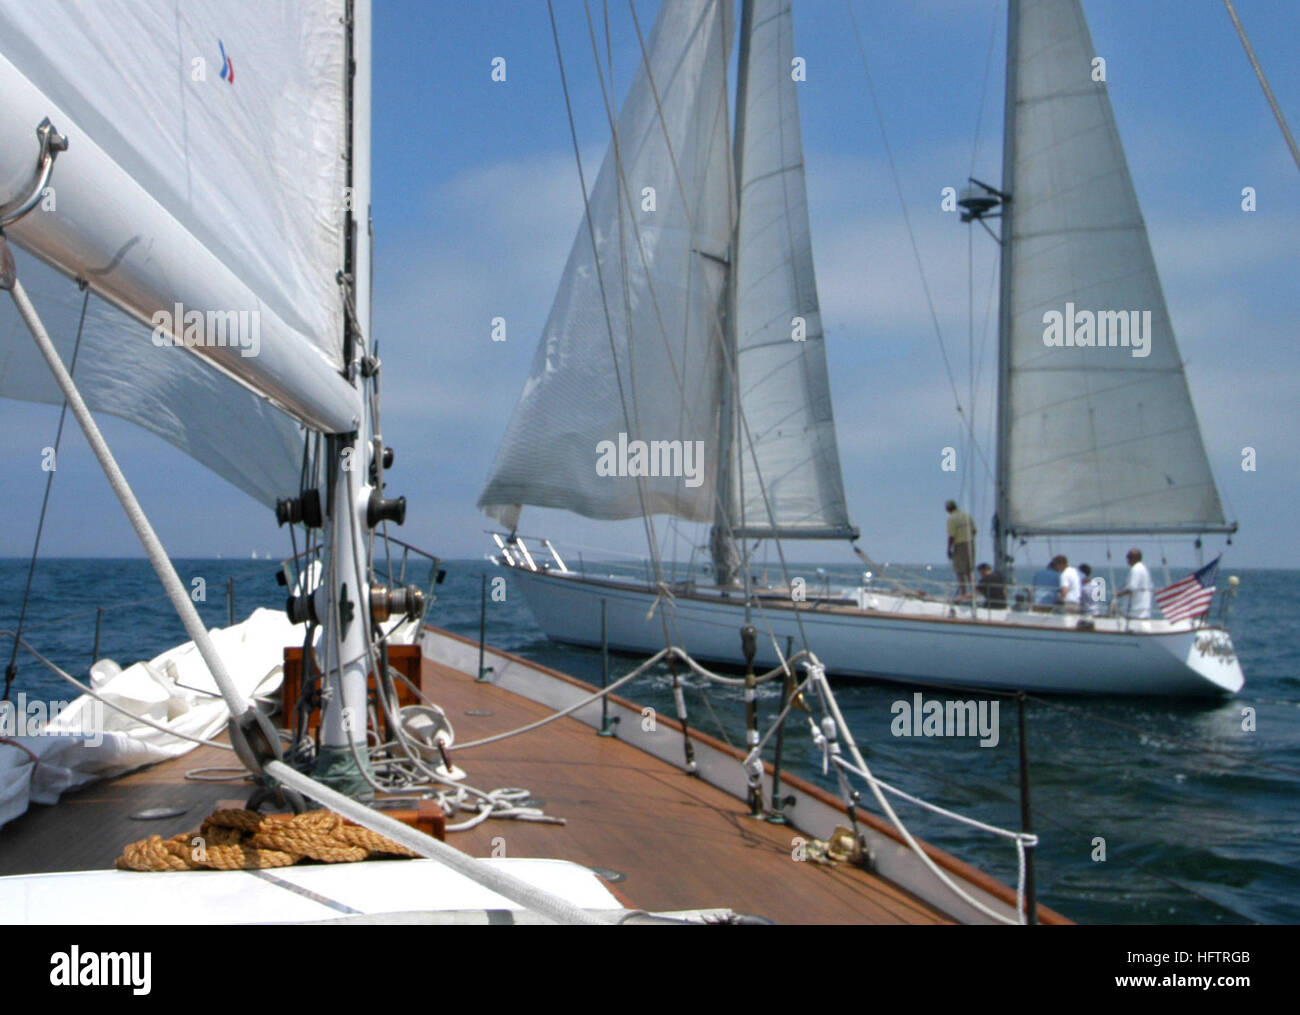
top-left (1001, 0), bottom-right (1228, 535)
top-left (0, 0), bottom-right (358, 434)
top-left (479, 0), bottom-right (735, 526)
top-left (728, 0), bottom-right (855, 540)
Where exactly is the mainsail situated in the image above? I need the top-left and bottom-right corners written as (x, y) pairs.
top-left (0, 0), bottom-right (359, 471)
top-left (479, 0), bottom-right (735, 527)
top-left (0, 258), bottom-right (304, 508)
top-left (727, 0), bottom-right (855, 540)
top-left (998, 0), bottom-right (1229, 536)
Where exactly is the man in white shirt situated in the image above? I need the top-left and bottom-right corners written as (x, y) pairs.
top-left (1055, 556), bottom-right (1082, 612)
top-left (1114, 547), bottom-right (1153, 619)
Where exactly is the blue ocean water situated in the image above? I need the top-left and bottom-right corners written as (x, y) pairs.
top-left (2, 557), bottom-right (1296, 924)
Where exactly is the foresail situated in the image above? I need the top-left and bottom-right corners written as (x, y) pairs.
top-left (1001, 0), bottom-right (1228, 535)
top-left (479, 0), bottom-right (735, 524)
top-left (0, 1), bottom-right (358, 433)
top-left (0, 257), bottom-right (304, 509)
top-left (728, 0), bottom-right (855, 540)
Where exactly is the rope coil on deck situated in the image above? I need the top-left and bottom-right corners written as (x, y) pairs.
top-left (115, 808), bottom-right (419, 872)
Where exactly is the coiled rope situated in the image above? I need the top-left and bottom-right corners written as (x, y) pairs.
top-left (116, 807), bottom-right (418, 872)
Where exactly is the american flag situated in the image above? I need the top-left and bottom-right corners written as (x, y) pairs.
top-left (1155, 557), bottom-right (1219, 623)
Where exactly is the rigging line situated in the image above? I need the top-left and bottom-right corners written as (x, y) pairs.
top-left (582, 0), bottom-right (665, 583)
top-left (571, 1), bottom-right (771, 612)
top-left (966, 213), bottom-right (975, 514)
top-left (362, 337), bottom-right (394, 589)
top-left (546, 0), bottom-right (662, 582)
top-left (843, 0), bottom-right (965, 419)
top-left (4, 284), bottom-right (91, 704)
top-left (971, 250), bottom-right (1000, 485)
top-left (1222, 0), bottom-right (1300, 175)
top-left (572, 0), bottom-right (737, 538)
top-left (1, 631), bottom-right (235, 751)
top-left (967, 1), bottom-right (1002, 180)
top-left (624, 0), bottom-right (816, 649)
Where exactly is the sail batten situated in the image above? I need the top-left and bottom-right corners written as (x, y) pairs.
top-left (727, 0), bottom-right (855, 541)
top-left (1001, 0), bottom-right (1228, 537)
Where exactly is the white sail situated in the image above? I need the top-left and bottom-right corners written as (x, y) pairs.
top-left (0, 0), bottom-right (359, 434)
top-left (1000, 0), bottom-right (1228, 535)
top-left (479, 0), bottom-right (735, 525)
top-left (0, 256), bottom-right (303, 508)
top-left (727, 0), bottom-right (855, 540)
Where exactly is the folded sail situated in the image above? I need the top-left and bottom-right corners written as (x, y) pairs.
top-left (728, 0), bottom-right (855, 540)
top-left (479, 0), bottom-right (735, 524)
top-left (1001, 0), bottom-right (1228, 535)
top-left (0, 1), bottom-right (358, 434)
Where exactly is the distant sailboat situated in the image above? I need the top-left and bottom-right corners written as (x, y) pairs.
top-left (480, 0), bottom-right (1244, 696)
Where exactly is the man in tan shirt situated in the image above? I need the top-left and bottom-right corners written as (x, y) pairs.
top-left (946, 500), bottom-right (977, 598)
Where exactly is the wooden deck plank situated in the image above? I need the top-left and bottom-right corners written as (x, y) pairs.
top-left (0, 656), bottom-right (949, 924)
top-left (0, 742), bottom-right (247, 875)
top-left (418, 658), bottom-right (947, 924)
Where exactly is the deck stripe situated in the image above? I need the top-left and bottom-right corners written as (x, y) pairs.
top-left (246, 869), bottom-right (363, 915)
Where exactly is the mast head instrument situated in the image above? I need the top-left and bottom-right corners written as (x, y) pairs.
top-left (957, 177), bottom-right (1007, 224)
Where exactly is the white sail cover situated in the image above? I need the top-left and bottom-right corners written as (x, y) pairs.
top-left (480, 0), bottom-right (735, 524)
top-left (728, 0), bottom-right (854, 539)
top-left (1002, 0), bottom-right (1227, 534)
top-left (0, 0), bottom-right (358, 433)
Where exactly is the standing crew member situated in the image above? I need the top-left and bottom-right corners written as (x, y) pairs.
top-left (1057, 556), bottom-right (1082, 612)
top-left (1114, 547), bottom-right (1153, 619)
top-left (945, 500), bottom-right (977, 599)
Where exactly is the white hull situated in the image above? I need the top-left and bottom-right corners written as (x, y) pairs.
top-left (503, 565), bottom-right (1244, 697)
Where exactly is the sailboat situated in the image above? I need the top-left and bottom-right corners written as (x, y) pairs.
top-left (479, 0), bottom-right (1246, 697)
top-left (0, 1), bottom-right (1054, 927)
top-left (0, 0), bottom-right (630, 922)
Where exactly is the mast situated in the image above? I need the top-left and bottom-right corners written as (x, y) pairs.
top-left (315, 0), bottom-right (381, 796)
top-left (711, 0), bottom-right (753, 589)
top-left (993, 0), bottom-right (1019, 580)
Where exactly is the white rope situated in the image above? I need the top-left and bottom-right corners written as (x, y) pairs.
top-left (0, 631), bottom-right (234, 751)
top-left (669, 646), bottom-right (806, 688)
top-left (804, 658), bottom-right (1028, 925)
top-left (265, 758), bottom-right (607, 925)
top-left (1223, 0), bottom-right (1300, 174)
top-left (831, 754), bottom-right (1038, 923)
top-left (453, 647), bottom-right (672, 751)
top-left (8, 279), bottom-right (252, 720)
top-left (832, 755), bottom-right (1034, 845)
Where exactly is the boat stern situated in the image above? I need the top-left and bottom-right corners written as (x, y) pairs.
top-left (1169, 626), bottom-right (1245, 696)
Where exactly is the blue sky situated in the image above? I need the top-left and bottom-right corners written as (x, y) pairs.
top-left (2, 0), bottom-right (1297, 573)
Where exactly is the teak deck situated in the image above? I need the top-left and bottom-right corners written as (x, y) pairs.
top-left (0, 644), bottom-right (1021, 923)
